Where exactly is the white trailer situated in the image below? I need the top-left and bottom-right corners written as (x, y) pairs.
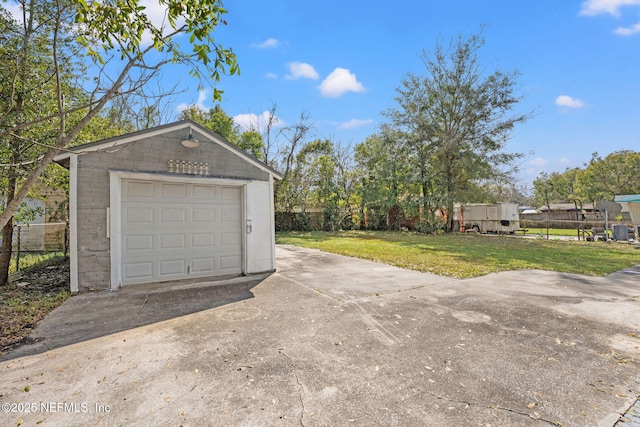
top-left (458, 203), bottom-right (520, 234)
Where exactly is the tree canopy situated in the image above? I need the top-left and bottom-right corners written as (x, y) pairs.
top-left (0, 0), bottom-right (238, 231)
top-left (533, 151), bottom-right (640, 206)
top-left (178, 105), bottom-right (266, 161)
top-left (381, 31), bottom-right (529, 231)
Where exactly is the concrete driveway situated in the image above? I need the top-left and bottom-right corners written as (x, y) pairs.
top-left (1, 244), bottom-right (640, 426)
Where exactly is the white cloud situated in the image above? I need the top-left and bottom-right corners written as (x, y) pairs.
top-left (140, 0), bottom-right (173, 24)
top-left (233, 111), bottom-right (284, 132)
top-left (137, 0), bottom-right (185, 46)
top-left (338, 119), bottom-right (374, 130)
top-left (579, 0), bottom-right (640, 16)
top-left (558, 157), bottom-right (572, 165)
top-left (176, 90), bottom-right (209, 112)
top-left (285, 62), bottom-right (319, 80)
top-left (319, 68), bottom-right (365, 98)
top-left (4, 2), bottom-right (22, 21)
top-left (555, 95), bottom-right (585, 108)
top-left (265, 72), bottom-right (278, 79)
top-left (253, 38), bottom-right (280, 49)
top-left (615, 21), bottom-right (640, 34)
top-left (580, 0), bottom-right (640, 35)
top-left (530, 157), bottom-right (549, 167)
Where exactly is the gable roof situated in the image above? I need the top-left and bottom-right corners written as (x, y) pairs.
top-left (53, 119), bottom-right (284, 180)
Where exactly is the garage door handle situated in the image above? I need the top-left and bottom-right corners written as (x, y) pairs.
top-left (246, 220), bottom-right (252, 234)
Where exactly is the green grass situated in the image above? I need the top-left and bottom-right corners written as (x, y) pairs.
top-left (276, 231), bottom-right (640, 278)
top-left (520, 227), bottom-right (582, 237)
top-left (1, 252), bottom-right (70, 354)
top-left (9, 251), bottom-right (67, 274)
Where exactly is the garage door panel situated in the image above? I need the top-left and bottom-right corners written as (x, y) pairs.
top-left (192, 257), bottom-right (215, 273)
top-left (160, 234), bottom-right (185, 249)
top-left (220, 255), bottom-right (241, 270)
top-left (192, 208), bottom-right (215, 222)
top-left (192, 233), bottom-right (214, 248)
top-left (159, 259), bottom-right (185, 276)
top-left (221, 187), bottom-right (241, 201)
top-left (121, 179), bottom-right (242, 285)
top-left (125, 262), bottom-right (153, 280)
top-left (126, 181), bottom-right (155, 198)
top-left (160, 208), bottom-right (187, 223)
top-left (221, 208), bottom-right (241, 222)
top-left (161, 183), bottom-right (187, 198)
top-left (220, 232), bottom-right (241, 246)
top-left (125, 207), bottom-right (154, 223)
top-left (124, 235), bottom-right (154, 251)
top-left (192, 185), bottom-right (216, 199)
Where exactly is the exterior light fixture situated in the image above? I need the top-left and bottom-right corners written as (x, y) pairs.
top-left (181, 128), bottom-right (200, 148)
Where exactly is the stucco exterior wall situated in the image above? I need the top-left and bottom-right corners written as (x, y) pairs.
top-left (75, 128), bottom-right (270, 290)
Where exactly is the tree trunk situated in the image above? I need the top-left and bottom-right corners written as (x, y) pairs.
top-left (420, 160), bottom-right (431, 230)
top-left (0, 168), bottom-right (17, 285)
top-left (446, 199), bottom-right (455, 233)
top-left (0, 219), bottom-right (14, 285)
top-left (444, 157), bottom-right (455, 233)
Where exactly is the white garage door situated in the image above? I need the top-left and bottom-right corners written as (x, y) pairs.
top-left (121, 179), bottom-right (242, 285)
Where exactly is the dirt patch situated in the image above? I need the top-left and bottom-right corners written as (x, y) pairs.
top-left (0, 257), bottom-right (70, 355)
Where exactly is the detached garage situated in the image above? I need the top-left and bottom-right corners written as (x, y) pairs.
top-left (54, 120), bottom-right (282, 293)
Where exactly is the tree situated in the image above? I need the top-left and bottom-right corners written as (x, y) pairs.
top-left (0, 0), bottom-right (238, 285)
top-left (298, 140), bottom-right (340, 230)
top-left (0, 0), bottom-right (238, 236)
top-left (354, 126), bottom-right (412, 230)
top-left (278, 111), bottom-right (313, 179)
top-left (178, 105), bottom-right (266, 160)
top-left (386, 30), bottom-right (528, 232)
top-left (179, 104), bottom-right (239, 142)
top-left (260, 103), bottom-right (281, 169)
top-left (0, 1), bottom-right (85, 284)
top-left (575, 151), bottom-right (640, 203)
top-left (532, 168), bottom-right (580, 207)
top-left (237, 130), bottom-right (265, 161)
top-left (275, 138), bottom-right (353, 231)
top-left (333, 142), bottom-right (358, 229)
top-left (273, 111), bottom-right (313, 225)
top-left (473, 175), bottom-right (533, 206)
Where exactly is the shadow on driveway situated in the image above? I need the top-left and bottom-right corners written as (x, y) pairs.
top-left (1, 273), bottom-right (271, 361)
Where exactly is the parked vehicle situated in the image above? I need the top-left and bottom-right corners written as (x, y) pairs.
top-left (457, 203), bottom-right (520, 234)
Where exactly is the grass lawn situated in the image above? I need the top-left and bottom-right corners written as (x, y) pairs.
top-left (520, 227), bottom-right (582, 237)
top-left (276, 231), bottom-right (640, 278)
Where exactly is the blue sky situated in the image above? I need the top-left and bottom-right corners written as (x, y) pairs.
top-left (169, 0), bottom-right (640, 188)
top-left (5, 0), bottom-right (639, 188)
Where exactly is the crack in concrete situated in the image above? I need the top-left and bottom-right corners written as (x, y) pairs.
top-left (135, 292), bottom-right (150, 324)
top-left (279, 350), bottom-right (306, 427)
top-left (615, 393), bottom-right (640, 426)
top-left (339, 280), bottom-right (459, 304)
top-left (418, 388), bottom-right (562, 426)
top-left (282, 275), bottom-right (344, 302)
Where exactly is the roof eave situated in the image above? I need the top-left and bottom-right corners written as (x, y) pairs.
top-left (53, 119), bottom-right (284, 180)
